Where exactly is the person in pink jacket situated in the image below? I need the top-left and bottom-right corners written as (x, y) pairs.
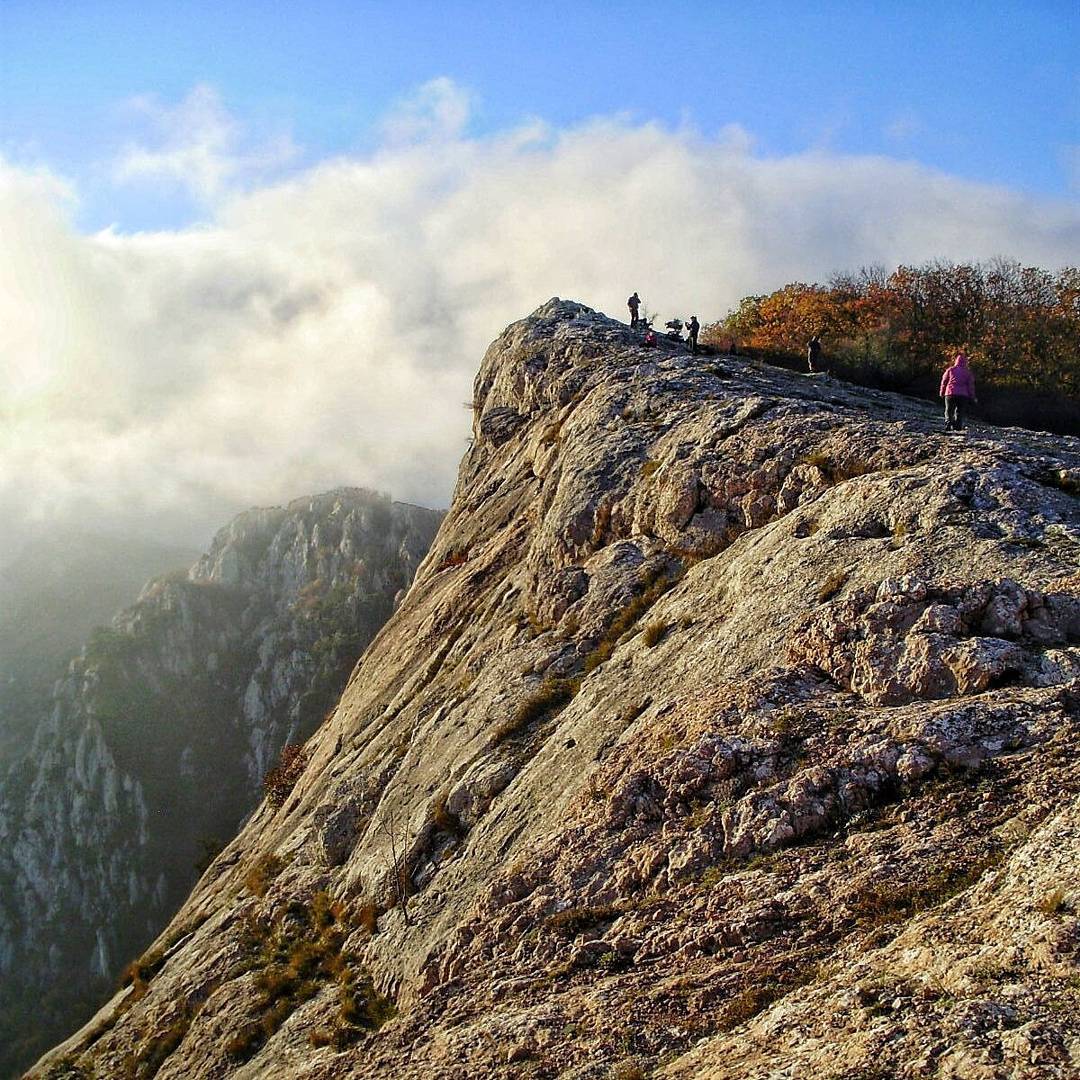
top-left (940, 351), bottom-right (978, 431)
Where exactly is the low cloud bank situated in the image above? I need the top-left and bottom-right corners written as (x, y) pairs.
top-left (3, 81), bottom-right (1078, 562)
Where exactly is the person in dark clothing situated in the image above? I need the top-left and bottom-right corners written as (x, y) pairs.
top-left (687, 315), bottom-right (700, 354)
top-left (940, 351), bottom-right (978, 431)
top-left (628, 292), bottom-right (641, 328)
top-left (807, 335), bottom-right (822, 373)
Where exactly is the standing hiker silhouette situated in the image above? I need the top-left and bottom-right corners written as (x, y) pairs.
top-left (687, 315), bottom-right (700, 354)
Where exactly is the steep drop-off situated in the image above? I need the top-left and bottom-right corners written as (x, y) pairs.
top-left (35, 301), bottom-right (1080, 1079)
top-left (1, 490), bottom-right (440, 1078)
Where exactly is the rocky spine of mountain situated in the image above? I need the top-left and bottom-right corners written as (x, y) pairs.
top-left (32, 301), bottom-right (1080, 1080)
top-left (0, 489), bottom-right (441, 1078)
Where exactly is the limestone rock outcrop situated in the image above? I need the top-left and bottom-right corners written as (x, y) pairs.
top-left (1, 490), bottom-right (440, 1078)
top-left (32, 302), bottom-right (1080, 1080)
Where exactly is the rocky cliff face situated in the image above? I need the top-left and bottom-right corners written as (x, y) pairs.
top-left (33, 302), bottom-right (1080, 1080)
top-left (0, 489), bottom-right (441, 1078)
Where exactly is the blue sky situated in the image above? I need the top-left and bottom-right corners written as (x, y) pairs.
top-left (3, 0), bottom-right (1077, 231)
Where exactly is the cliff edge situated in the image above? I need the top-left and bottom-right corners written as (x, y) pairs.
top-left (33, 300), bottom-right (1080, 1079)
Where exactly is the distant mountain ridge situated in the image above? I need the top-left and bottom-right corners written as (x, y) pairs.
top-left (0, 488), bottom-right (442, 1078)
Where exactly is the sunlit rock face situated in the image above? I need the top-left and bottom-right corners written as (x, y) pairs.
top-left (32, 301), bottom-right (1080, 1080)
top-left (0, 489), bottom-right (441, 1078)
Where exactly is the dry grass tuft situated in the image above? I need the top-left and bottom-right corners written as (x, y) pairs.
top-left (816, 569), bottom-right (850, 603)
top-left (356, 900), bottom-right (379, 936)
top-left (491, 676), bottom-right (580, 746)
top-left (434, 549), bottom-right (469, 572)
top-left (432, 791), bottom-right (463, 837)
top-left (546, 903), bottom-right (625, 937)
top-left (800, 451), bottom-right (876, 486)
top-left (1037, 886), bottom-right (1071, 915)
top-left (233, 890), bottom-right (395, 1063)
top-left (851, 850), bottom-right (1006, 926)
top-left (244, 853), bottom-right (285, 898)
top-left (716, 963), bottom-right (819, 1031)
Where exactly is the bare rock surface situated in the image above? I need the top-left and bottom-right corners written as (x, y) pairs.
top-left (32, 300), bottom-right (1080, 1080)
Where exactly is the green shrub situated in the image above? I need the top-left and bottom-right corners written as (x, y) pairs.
top-left (85, 625), bottom-right (137, 665)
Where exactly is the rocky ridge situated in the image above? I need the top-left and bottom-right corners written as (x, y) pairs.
top-left (33, 301), bottom-right (1080, 1079)
top-left (1, 489), bottom-right (440, 1078)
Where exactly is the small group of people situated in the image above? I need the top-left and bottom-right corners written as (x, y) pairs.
top-left (630, 300), bottom-right (978, 434)
top-left (627, 292), bottom-right (700, 354)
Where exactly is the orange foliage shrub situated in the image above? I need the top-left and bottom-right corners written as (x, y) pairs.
top-left (263, 743), bottom-right (310, 809)
top-left (707, 260), bottom-right (1080, 412)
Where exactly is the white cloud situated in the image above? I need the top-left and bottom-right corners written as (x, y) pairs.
top-left (2, 81), bottom-right (1079, 563)
top-left (380, 77), bottom-right (474, 144)
top-left (113, 84), bottom-right (298, 203)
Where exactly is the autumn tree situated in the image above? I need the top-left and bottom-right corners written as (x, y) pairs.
top-left (705, 259), bottom-right (1080, 414)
